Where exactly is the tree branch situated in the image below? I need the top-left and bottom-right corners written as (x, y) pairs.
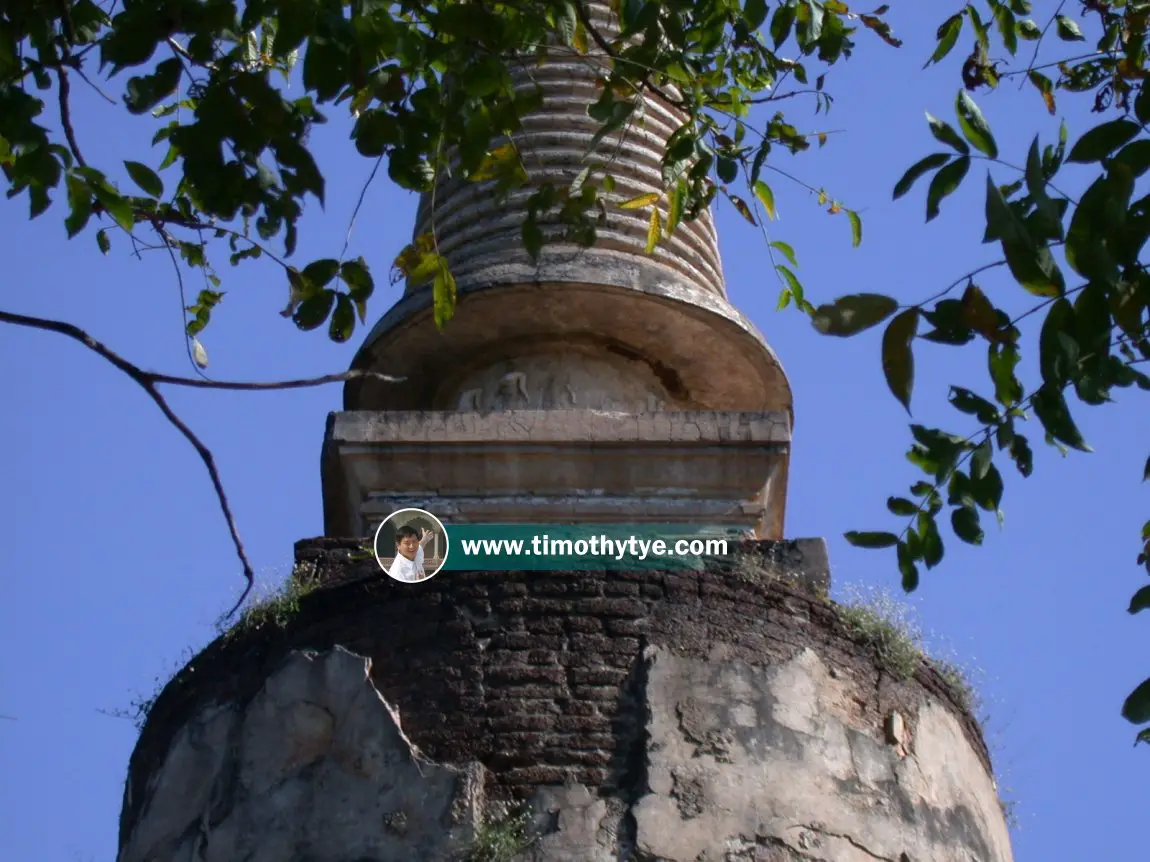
top-left (55, 68), bottom-right (87, 167)
top-left (0, 308), bottom-right (403, 617)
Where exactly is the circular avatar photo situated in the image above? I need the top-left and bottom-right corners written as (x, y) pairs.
top-left (373, 508), bottom-right (450, 583)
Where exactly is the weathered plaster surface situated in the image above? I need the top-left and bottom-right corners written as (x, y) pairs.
top-left (120, 648), bottom-right (483, 862)
top-left (122, 645), bottom-right (1010, 862)
top-left (629, 648), bottom-right (1011, 862)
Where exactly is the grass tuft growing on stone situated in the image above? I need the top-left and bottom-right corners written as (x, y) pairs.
top-left (837, 589), bottom-right (924, 681)
top-left (729, 550), bottom-right (829, 599)
top-left (221, 565), bottom-right (319, 637)
top-left (929, 656), bottom-right (981, 714)
top-left (468, 810), bottom-right (534, 862)
top-left (834, 585), bottom-right (987, 718)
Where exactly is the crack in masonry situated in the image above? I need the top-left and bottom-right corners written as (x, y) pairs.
top-left (793, 824), bottom-right (901, 862)
top-left (617, 637), bottom-right (653, 860)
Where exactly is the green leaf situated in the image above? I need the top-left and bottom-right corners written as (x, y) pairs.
top-left (302, 258), bottom-right (340, 289)
top-left (91, 187), bottom-right (135, 233)
top-left (124, 59), bottom-right (182, 115)
top-left (897, 540), bottom-right (920, 591)
top-left (1039, 298), bottom-right (1078, 387)
top-left (951, 506), bottom-right (984, 545)
top-left (893, 153), bottom-right (951, 200)
top-left (918, 512), bottom-right (944, 569)
top-left (1136, 85), bottom-right (1150, 126)
top-left (1055, 14), bottom-right (1086, 41)
top-left (1016, 19), bottom-right (1041, 40)
top-left (770, 2), bottom-right (796, 48)
top-left (882, 308), bottom-right (919, 412)
top-left (994, 5), bottom-right (1018, 55)
top-left (972, 462), bottom-right (1004, 513)
top-left (667, 180), bottom-right (686, 235)
top-left (1029, 70), bottom-right (1056, 114)
top-left (970, 437), bottom-right (993, 481)
top-left (1006, 239), bottom-right (1065, 297)
top-left (1067, 119), bottom-right (1142, 165)
top-left (744, 0), bottom-right (769, 31)
top-left (967, 5), bottom-right (990, 49)
top-left (844, 531), bottom-right (899, 549)
top-left (926, 156), bottom-right (971, 221)
top-left (433, 263), bottom-right (458, 330)
top-left (124, 161), bottom-right (163, 198)
top-left (926, 13), bottom-right (964, 67)
top-left (812, 294), bottom-right (900, 337)
top-left (926, 113), bottom-right (970, 155)
top-left (340, 258), bottom-right (375, 300)
top-left (1031, 384), bottom-right (1092, 452)
top-left (292, 290), bottom-right (336, 331)
top-left (775, 265), bottom-right (805, 308)
top-left (955, 91), bottom-right (998, 159)
top-left (96, 229), bottom-right (110, 255)
top-left (1128, 586), bottom-right (1150, 614)
top-left (1121, 677), bottom-right (1150, 724)
top-left (770, 240), bottom-right (798, 267)
top-left (949, 387), bottom-right (1000, 424)
top-left (887, 497), bottom-right (919, 516)
top-left (64, 174), bottom-right (93, 239)
top-left (989, 342), bottom-right (1024, 407)
top-left (1111, 139), bottom-right (1150, 178)
top-left (983, 175), bottom-right (1025, 245)
top-left (328, 294), bottom-right (356, 343)
top-left (1008, 433), bottom-right (1033, 477)
top-left (847, 210), bottom-right (862, 247)
top-left (1144, 453), bottom-right (1150, 483)
top-left (753, 180), bottom-right (777, 219)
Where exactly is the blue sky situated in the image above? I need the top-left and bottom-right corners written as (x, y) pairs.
top-left (1, 5), bottom-right (1148, 860)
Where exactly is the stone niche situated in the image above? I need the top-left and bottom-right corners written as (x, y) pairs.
top-left (118, 542), bottom-right (1014, 862)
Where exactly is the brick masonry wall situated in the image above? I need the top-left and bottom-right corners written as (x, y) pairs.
top-left (119, 538), bottom-right (992, 846)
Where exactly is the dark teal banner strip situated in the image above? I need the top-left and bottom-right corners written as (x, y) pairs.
top-left (440, 523), bottom-right (743, 571)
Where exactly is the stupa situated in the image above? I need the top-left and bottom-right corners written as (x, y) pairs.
top-left (116, 7), bottom-right (1015, 860)
top-left (321, 0), bottom-right (792, 539)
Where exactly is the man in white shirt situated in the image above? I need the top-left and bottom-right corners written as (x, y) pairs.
top-left (388, 524), bottom-right (435, 582)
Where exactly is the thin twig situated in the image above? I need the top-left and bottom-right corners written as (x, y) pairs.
top-left (0, 308), bottom-right (404, 617)
top-left (157, 225), bottom-right (211, 380)
top-left (340, 156), bottom-right (384, 262)
top-left (72, 65), bottom-right (116, 104)
top-left (1018, 0), bottom-right (1067, 90)
top-left (916, 260), bottom-right (1007, 309)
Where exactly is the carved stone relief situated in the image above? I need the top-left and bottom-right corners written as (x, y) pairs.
top-left (440, 347), bottom-right (680, 413)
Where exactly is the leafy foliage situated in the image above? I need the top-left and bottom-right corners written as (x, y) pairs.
top-left (1, 0), bottom-right (886, 347)
top-left (823, 1), bottom-right (1150, 745)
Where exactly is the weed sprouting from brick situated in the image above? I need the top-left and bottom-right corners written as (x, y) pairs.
top-left (468, 810), bottom-right (534, 862)
top-left (216, 562), bottom-right (318, 637)
top-left (729, 549), bottom-right (828, 599)
top-left (837, 585), bottom-right (925, 681)
top-left (98, 645), bottom-right (198, 732)
top-left (835, 584), bottom-right (983, 707)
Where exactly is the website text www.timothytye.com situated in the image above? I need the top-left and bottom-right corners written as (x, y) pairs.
top-left (456, 533), bottom-right (730, 563)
